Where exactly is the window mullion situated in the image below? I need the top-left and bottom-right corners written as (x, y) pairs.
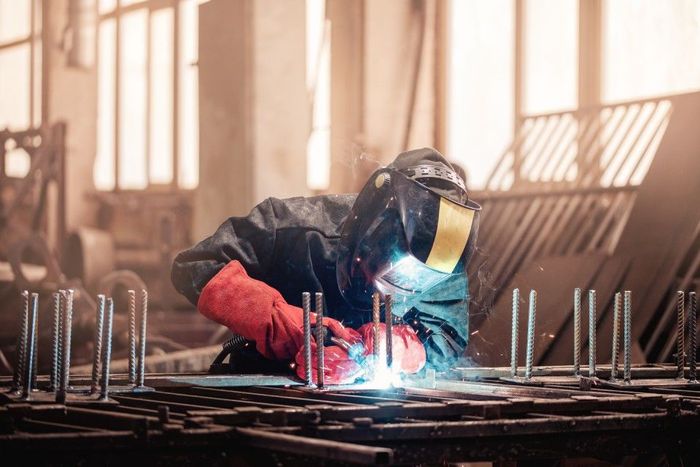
top-left (145, 6), bottom-right (152, 188)
top-left (172, 0), bottom-right (180, 190)
top-left (114, 9), bottom-right (121, 191)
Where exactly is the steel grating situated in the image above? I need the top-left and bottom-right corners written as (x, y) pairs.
top-left (2, 367), bottom-right (700, 465)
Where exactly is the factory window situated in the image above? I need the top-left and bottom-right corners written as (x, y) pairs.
top-left (305, 0), bottom-right (331, 191)
top-left (0, 0), bottom-right (41, 132)
top-left (445, 0), bottom-right (578, 189)
top-left (95, 0), bottom-right (199, 191)
top-left (603, 0), bottom-right (700, 103)
top-left (445, 0), bottom-right (514, 190)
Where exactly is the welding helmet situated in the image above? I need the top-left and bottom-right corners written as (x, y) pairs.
top-left (336, 148), bottom-right (481, 313)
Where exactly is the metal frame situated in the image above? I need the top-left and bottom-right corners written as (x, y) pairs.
top-left (2, 369), bottom-right (699, 465)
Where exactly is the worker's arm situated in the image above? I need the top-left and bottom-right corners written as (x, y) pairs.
top-left (171, 198), bottom-right (278, 306)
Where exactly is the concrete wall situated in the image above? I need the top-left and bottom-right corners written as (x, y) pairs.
top-left (196, 0), bottom-right (309, 239)
top-left (43, 0), bottom-right (99, 232)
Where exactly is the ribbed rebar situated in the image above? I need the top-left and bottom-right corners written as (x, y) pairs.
top-left (315, 292), bottom-right (325, 389)
top-left (623, 290), bottom-right (632, 383)
top-left (100, 298), bottom-right (115, 400)
top-left (12, 290), bottom-right (30, 392)
top-left (588, 289), bottom-right (597, 377)
top-left (510, 288), bottom-right (520, 377)
top-left (50, 292), bottom-right (62, 391)
top-left (372, 292), bottom-right (381, 363)
top-left (30, 294), bottom-right (39, 389)
top-left (57, 289), bottom-right (74, 403)
top-left (22, 293), bottom-right (39, 399)
top-left (689, 291), bottom-right (697, 382)
top-left (128, 290), bottom-right (137, 384)
top-left (676, 291), bottom-right (685, 379)
top-left (302, 292), bottom-right (312, 386)
top-left (525, 290), bottom-right (537, 380)
top-left (385, 294), bottom-right (393, 369)
top-left (137, 289), bottom-right (148, 388)
top-left (91, 295), bottom-right (106, 394)
top-left (573, 288), bottom-right (582, 376)
top-left (610, 292), bottom-right (622, 381)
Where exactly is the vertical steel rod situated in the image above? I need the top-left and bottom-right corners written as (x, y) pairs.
top-left (22, 293), bottom-right (39, 399)
top-left (12, 290), bottom-right (30, 392)
top-left (689, 291), bottom-right (697, 382)
top-left (100, 298), bottom-right (115, 400)
top-left (588, 289), bottom-right (597, 377)
top-left (315, 292), bottom-right (325, 389)
top-left (525, 290), bottom-right (537, 380)
top-left (30, 294), bottom-right (39, 389)
top-left (510, 288), bottom-right (520, 377)
top-left (573, 288), bottom-right (582, 376)
top-left (610, 292), bottom-right (622, 381)
top-left (91, 295), bottom-right (106, 394)
top-left (128, 290), bottom-right (137, 384)
top-left (57, 289), bottom-right (74, 403)
top-left (676, 291), bottom-right (685, 379)
top-left (302, 292), bottom-right (312, 386)
top-left (50, 292), bottom-right (62, 391)
top-left (137, 289), bottom-right (148, 388)
top-left (372, 292), bottom-right (381, 363)
top-left (385, 294), bottom-right (393, 369)
top-left (623, 290), bottom-right (632, 383)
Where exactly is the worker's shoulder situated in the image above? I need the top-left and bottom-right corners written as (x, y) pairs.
top-left (262, 194), bottom-right (357, 233)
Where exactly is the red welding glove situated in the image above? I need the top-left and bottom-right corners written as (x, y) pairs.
top-left (293, 327), bottom-right (364, 385)
top-left (357, 323), bottom-right (426, 374)
top-left (197, 260), bottom-right (358, 360)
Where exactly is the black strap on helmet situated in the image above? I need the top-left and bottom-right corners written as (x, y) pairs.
top-left (399, 164), bottom-right (467, 196)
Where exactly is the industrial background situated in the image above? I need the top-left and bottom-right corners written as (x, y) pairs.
top-left (2, 0), bottom-right (700, 465)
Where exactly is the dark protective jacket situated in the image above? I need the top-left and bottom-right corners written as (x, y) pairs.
top-left (171, 194), bottom-right (469, 369)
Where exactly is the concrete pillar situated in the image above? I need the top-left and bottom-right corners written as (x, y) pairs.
top-left (196, 0), bottom-right (309, 239)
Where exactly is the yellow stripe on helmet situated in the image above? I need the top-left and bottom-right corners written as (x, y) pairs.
top-left (425, 197), bottom-right (475, 273)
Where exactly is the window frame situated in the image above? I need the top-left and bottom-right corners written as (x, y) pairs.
top-left (97, 0), bottom-right (196, 192)
top-left (0, 0), bottom-right (42, 131)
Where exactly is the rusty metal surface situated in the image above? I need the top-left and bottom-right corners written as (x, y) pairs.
top-left (1, 365), bottom-right (699, 465)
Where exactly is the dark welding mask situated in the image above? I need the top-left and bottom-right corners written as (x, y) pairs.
top-left (336, 164), bottom-right (481, 313)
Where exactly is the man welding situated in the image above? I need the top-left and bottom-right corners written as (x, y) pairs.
top-left (171, 148), bottom-right (481, 384)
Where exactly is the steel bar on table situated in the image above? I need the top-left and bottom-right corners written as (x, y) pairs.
top-left (11, 290), bottom-right (30, 392)
top-left (623, 290), bottom-right (632, 383)
top-left (385, 294), bottom-right (393, 369)
top-left (235, 427), bottom-right (393, 465)
top-left (610, 292), bottom-right (622, 381)
top-left (525, 290), bottom-right (537, 380)
top-left (372, 292), bottom-right (381, 364)
top-left (91, 295), bottom-right (106, 394)
top-left (128, 290), bottom-right (137, 385)
top-left (315, 292), bottom-right (325, 389)
top-left (100, 298), bottom-right (115, 400)
top-left (30, 295), bottom-right (39, 389)
top-left (50, 292), bottom-right (62, 391)
top-left (676, 291), bottom-right (685, 379)
top-left (302, 292), bottom-right (312, 386)
top-left (573, 288), bottom-right (582, 376)
top-left (136, 289), bottom-right (148, 388)
top-left (689, 291), bottom-right (697, 382)
top-left (510, 288), bottom-right (520, 377)
top-left (589, 289), bottom-right (597, 377)
top-left (21, 293), bottom-right (39, 399)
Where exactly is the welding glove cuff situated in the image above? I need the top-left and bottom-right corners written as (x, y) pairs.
top-left (357, 323), bottom-right (426, 374)
top-left (197, 260), bottom-right (357, 360)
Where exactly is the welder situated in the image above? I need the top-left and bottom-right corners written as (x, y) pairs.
top-left (171, 147), bottom-right (481, 384)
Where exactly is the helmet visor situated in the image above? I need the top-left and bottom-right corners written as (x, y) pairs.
top-left (337, 168), bottom-right (481, 311)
